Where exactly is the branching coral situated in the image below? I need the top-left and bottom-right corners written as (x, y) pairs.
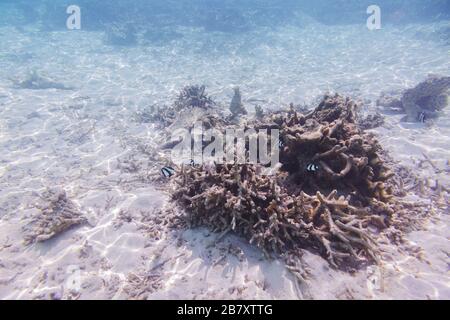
top-left (275, 94), bottom-right (394, 203)
top-left (23, 189), bottom-right (87, 245)
top-left (401, 75), bottom-right (449, 121)
top-left (175, 85), bottom-right (215, 110)
top-left (171, 94), bottom-right (402, 270)
top-left (136, 85), bottom-right (216, 130)
top-left (133, 104), bottom-right (178, 128)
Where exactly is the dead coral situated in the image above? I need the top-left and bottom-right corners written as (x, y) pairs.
top-left (175, 85), bottom-right (215, 110)
top-left (135, 86), bottom-right (216, 130)
top-left (172, 94), bottom-right (403, 270)
top-left (133, 104), bottom-right (177, 128)
top-left (377, 92), bottom-right (403, 113)
top-left (23, 189), bottom-right (87, 245)
top-left (358, 113), bottom-right (385, 130)
top-left (401, 75), bottom-right (449, 121)
top-left (378, 75), bottom-right (450, 122)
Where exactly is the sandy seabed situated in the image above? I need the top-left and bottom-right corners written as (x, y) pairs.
top-left (0, 21), bottom-right (449, 299)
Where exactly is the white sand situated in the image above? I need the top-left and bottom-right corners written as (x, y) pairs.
top-left (0, 21), bottom-right (449, 300)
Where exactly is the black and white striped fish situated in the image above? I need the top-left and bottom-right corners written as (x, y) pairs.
top-left (161, 166), bottom-right (176, 178)
top-left (418, 111), bottom-right (426, 123)
top-left (279, 137), bottom-right (285, 148)
top-left (306, 163), bottom-right (320, 173)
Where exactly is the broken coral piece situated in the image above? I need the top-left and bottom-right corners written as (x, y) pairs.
top-left (23, 188), bottom-right (87, 245)
top-left (136, 85), bottom-right (216, 129)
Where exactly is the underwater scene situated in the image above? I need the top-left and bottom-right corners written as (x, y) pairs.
top-left (0, 0), bottom-right (449, 300)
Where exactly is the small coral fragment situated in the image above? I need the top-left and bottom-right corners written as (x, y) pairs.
top-left (23, 188), bottom-right (87, 245)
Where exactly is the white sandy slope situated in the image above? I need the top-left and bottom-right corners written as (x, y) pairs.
top-left (0, 21), bottom-right (449, 300)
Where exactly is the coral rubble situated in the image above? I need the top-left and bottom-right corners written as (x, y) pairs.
top-left (134, 85), bottom-right (216, 130)
top-left (358, 113), bottom-right (385, 130)
top-left (175, 85), bottom-right (215, 111)
top-left (170, 93), bottom-right (411, 270)
top-left (23, 189), bottom-right (87, 245)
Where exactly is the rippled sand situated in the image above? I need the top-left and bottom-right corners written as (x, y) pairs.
top-left (0, 21), bottom-right (448, 300)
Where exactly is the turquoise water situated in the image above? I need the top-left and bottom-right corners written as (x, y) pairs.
top-left (0, 1), bottom-right (448, 300)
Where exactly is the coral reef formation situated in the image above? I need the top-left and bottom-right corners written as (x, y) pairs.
top-left (133, 104), bottom-right (178, 128)
top-left (23, 189), bottom-right (87, 245)
top-left (378, 75), bottom-right (450, 122)
top-left (401, 75), bottom-right (449, 121)
top-left (171, 94), bottom-right (402, 269)
top-left (358, 113), bottom-right (385, 130)
top-left (134, 85), bottom-right (216, 129)
top-left (175, 85), bottom-right (215, 111)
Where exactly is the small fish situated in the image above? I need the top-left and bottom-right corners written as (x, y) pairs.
top-left (161, 166), bottom-right (176, 178)
top-left (306, 163), bottom-right (320, 173)
top-left (279, 137), bottom-right (284, 148)
top-left (418, 111), bottom-right (426, 123)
